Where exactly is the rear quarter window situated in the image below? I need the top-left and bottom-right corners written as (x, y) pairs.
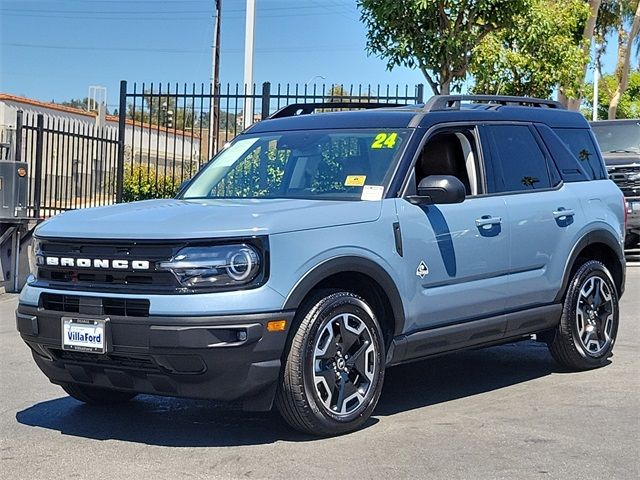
top-left (552, 128), bottom-right (606, 180)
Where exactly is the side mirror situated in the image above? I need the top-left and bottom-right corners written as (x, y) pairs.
top-left (408, 175), bottom-right (466, 205)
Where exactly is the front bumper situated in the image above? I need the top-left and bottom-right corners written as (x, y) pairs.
top-left (16, 304), bottom-right (295, 411)
top-left (625, 196), bottom-right (640, 236)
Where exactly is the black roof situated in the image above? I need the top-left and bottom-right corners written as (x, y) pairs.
top-left (247, 96), bottom-right (589, 134)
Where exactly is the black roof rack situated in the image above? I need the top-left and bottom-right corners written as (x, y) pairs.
top-left (268, 102), bottom-right (407, 119)
top-left (424, 95), bottom-right (564, 111)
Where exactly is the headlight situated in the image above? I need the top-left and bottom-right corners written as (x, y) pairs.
top-left (159, 244), bottom-right (261, 289)
top-left (27, 238), bottom-right (41, 283)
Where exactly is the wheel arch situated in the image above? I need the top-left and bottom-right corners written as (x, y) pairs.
top-left (283, 256), bottom-right (406, 345)
top-left (556, 229), bottom-right (626, 302)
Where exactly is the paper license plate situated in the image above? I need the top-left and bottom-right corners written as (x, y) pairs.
top-left (631, 201), bottom-right (640, 212)
top-left (62, 317), bottom-right (107, 353)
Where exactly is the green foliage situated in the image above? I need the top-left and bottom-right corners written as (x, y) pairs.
top-left (210, 137), bottom-right (364, 198)
top-left (595, 0), bottom-right (637, 40)
top-left (582, 70), bottom-right (640, 118)
top-left (122, 165), bottom-right (182, 202)
top-left (357, 0), bottom-right (528, 94)
top-left (126, 92), bottom-right (239, 134)
top-left (470, 0), bottom-right (590, 98)
top-left (58, 97), bottom-right (109, 114)
top-left (211, 144), bottom-right (290, 198)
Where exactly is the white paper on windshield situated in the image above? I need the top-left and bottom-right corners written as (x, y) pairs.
top-left (361, 185), bottom-right (384, 201)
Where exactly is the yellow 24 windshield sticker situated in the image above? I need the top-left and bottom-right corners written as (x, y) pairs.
top-left (371, 132), bottom-right (398, 149)
top-left (344, 175), bottom-right (366, 186)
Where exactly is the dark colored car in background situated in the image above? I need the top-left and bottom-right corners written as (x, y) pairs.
top-left (591, 119), bottom-right (640, 249)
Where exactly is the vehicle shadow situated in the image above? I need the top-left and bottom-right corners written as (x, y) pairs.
top-left (16, 340), bottom-right (566, 447)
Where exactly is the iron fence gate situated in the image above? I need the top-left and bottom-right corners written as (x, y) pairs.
top-left (16, 111), bottom-right (119, 218)
top-left (115, 80), bottom-right (424, 202)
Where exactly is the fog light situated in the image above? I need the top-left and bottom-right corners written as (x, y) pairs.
top-left (266, 320), bottom-right (287, 332)
top-left (236, 330), bottom-right (247, 341)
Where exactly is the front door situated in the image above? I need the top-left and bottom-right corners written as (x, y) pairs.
top-left (396, 127), bottom-right (510, 334)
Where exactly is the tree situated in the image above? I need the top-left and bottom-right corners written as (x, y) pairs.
top-left (604, 0), bottom-right (640, 119)
top-left (126, 93), bottom-right (196, 129)
top-left (561, 0), bottom-right (602, 110)
top-left (582, 69), bottom-right (640, 118)
top-left (470, 0), bottom-right (590, 98)
top-left (58, 97), bottom-right (110, 115)
top-left (357, 0), bottom-right (528, 95)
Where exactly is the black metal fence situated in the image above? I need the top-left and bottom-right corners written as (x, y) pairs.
top-left (115, 80), bottom-right (424, 202)
top-left (16, 111), bottom-right (119, 218)
top-left (12, 80), bottom-right (424, 216)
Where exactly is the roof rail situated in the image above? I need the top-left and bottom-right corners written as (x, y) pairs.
top-left (424, 95), bottom-right (564, 112)
top-left (268, 102), bottom-right (406, 119)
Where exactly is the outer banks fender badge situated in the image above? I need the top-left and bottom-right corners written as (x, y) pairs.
top-left (416, 261), bottom-right (429, 279)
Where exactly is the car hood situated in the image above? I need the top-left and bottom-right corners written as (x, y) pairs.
top-left (603, 151), bottom-right (640, 167)
top-left (35, 198), bottom-right (383, 240)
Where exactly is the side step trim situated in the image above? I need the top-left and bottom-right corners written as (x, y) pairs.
top-left (388, 303), bottom-right (562, 366)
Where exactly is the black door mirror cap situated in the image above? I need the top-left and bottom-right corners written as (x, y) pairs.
top-left (407, 175), bottom-right (466, 205)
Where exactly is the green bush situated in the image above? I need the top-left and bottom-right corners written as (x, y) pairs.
top-left (122, 165), bottom-right (181, 202)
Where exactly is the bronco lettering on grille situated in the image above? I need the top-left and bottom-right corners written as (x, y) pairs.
top-left (37, 257), bottom-right (151, 270)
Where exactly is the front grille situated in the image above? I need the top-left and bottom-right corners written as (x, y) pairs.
top-left (36, 239), bottom-right (183, 293)
top-left (608, 165), bottom-right (640, 197)
top-left (51, 349), bottom-right (158, 370)
top-left (41, 293), bottom-right (150, 317)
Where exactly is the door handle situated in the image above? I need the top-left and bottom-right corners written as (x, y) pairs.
top-left (553, 208), bottom-right (575, 219)
top-left (475, 216), bottom-right (502, 227)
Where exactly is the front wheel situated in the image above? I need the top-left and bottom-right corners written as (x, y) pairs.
top-left (276, 291), bottom-right (385, 436)
top-left (547, 260), bottom-right (619, 370)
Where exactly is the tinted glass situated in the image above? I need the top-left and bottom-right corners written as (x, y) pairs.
top-left (591, 122), bottom-right (640, 153)
top-left (485, 125), bottom-right (551, 193)
top-left (182, 129), bottom-right (409, 200)
top-left (554, 128), bottom-right (606, 180)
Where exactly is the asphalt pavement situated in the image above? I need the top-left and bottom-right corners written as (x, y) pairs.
top-left (1, 268), bottom-right (638, 480)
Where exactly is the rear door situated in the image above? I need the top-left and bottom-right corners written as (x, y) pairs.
top-left (479, 124), bottom-right (585, 310)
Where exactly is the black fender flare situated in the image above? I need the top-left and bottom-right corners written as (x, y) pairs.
top-left (283, 256), bottom-right (406, 336)
top-left (554, 229), bottom-right (625, 302)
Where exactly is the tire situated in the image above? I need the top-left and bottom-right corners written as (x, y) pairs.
top-left (547, 260), bottom-right (619, 370)
top-left (276, 291), bottom-right (386, 436)
top-left (624, 232), bottom-right (638, 249)
top-left (62, 383), bottom-right (137, 405)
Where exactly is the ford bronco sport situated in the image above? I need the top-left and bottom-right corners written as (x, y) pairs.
top-left (17, 95), bottom-right (626, 436)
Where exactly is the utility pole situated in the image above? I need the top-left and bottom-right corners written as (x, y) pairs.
top-left (592, 60), bottom-right (599, 122)
top-left (209, 0), bottom-right (222, 158)
top-left (243, 0), bottom-right (256, 130)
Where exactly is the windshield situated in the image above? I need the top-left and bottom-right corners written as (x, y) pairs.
top-left (181, 129), bottom-right (410, 201)
top-left (591, 122), bottom-right (640, 153)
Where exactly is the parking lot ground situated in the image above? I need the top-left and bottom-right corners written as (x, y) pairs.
top-left (1, 268), bottom-right (638, 480)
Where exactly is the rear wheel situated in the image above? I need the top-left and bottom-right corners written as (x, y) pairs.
top-left (62, 383), bottom-right (137, 405)
top-left (276, 291), bottom-right (385, 436)
top-left (547, 260), bottom-right (619, 370)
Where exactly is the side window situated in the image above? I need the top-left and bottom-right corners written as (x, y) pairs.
top-left (413, 128), bottom-right (481, 196)
top-left (552, 128), bottom-right (606, 180)
top-left (483, 125), bottom-right (552, 193)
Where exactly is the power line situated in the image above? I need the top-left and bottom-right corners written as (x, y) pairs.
top-left (3, 42), bottom-right (363, 54)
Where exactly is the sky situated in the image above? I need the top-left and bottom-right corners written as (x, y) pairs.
top-left (0, 0), bottom-right (633, 112)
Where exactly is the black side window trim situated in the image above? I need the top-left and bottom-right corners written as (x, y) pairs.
top-left (398, 123), bottom-right (488, 198)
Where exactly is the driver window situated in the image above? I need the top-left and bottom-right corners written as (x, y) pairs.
top-left (415, 129), bottom-right (480, 196)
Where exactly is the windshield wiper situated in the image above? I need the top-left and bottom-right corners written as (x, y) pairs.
top-left (607, 149), bottom-right (640, 153)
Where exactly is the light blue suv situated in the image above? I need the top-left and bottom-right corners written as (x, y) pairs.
top-left (17, 95), bottom-right (626, 436)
